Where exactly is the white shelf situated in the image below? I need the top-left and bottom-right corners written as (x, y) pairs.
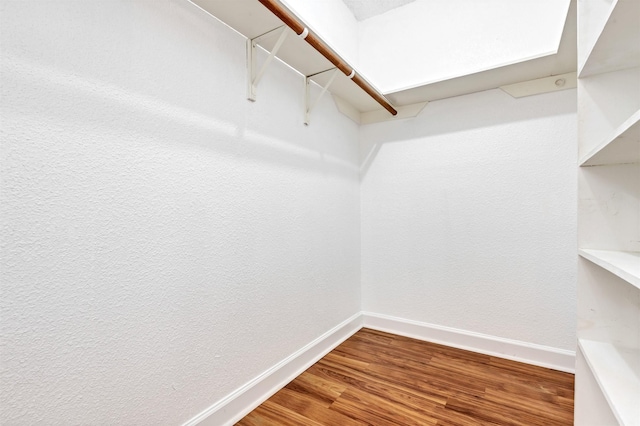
top-left (578, 339), bottom-right (640, 426)
top-left (579, 249), bottom-right (640, 290)
top-left (191, 0), bottom-right (383, 113)
top-left (580, 110), bottom-right (640, 166)
top-left (579, 0), bottom-right (640, 78)
top-left (192, 0), bottom-right (577, 111)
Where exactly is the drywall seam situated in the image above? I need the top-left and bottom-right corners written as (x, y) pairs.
top-left (183, 313), bottom-right (363, 426)
top-left (362, 312), bottom-right (576, 373)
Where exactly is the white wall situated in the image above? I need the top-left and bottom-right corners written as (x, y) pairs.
top-left (0, 1), bottom-right (360, 424)
top-left (360, 88), bottom-right (577, 351)
top-left (358, 0), bottom-right (571, 93)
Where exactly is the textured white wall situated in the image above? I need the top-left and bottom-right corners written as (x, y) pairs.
top-left (0, 1), bottom-right (360, 424)
top-left (360, 89), bottom-right (577, 351)
top-left (358, 0), bottom-right (571, 93)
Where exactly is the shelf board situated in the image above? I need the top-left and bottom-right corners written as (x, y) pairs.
top-left (579, 249), bottom-right (640, 290)
top-left (578, 339), bottom-right (640, 426)
top-left (579, 0), bottom-right (640, 77)
top-left (192, 0), bottom-right (577, 115)
top-left (191, 0), bottom-right (382, 113)
top-left (580, 110), bottom-right (640, 166)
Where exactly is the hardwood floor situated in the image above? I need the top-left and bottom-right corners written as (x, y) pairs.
top-left (237, 328), bottom-right (575, 425)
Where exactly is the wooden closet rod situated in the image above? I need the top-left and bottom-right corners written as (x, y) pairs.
top-left (257, 0), bottom-right (398, 116)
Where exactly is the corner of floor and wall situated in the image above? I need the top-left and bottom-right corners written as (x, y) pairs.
top-left (0, 0), bottom-right (577, 425)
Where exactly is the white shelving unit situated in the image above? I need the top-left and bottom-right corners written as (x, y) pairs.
top-left (576, 0), bottom-right (640, 424)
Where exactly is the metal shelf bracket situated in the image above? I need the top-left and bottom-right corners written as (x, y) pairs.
top-left (304, 68), bottom-right (338, 125)
top-left (247, 26), bottom-right (288, 101)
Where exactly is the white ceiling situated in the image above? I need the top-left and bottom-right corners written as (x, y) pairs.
top-left (341, 0), bottom-right (417, 21)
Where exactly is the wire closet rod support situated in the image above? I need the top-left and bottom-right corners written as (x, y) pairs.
top-left (247, 25), bottom-right (288, 101)
top-left (256, 0), bottom-right (398, 116)
top-left (305, 68), bottom-right (339, 125)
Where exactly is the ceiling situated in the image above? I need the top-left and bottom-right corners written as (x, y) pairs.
top-left (341, 0), bottom-right (416, 21)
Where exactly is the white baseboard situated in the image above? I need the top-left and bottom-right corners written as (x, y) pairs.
top-left (185, 311), bottom-right (575, 425)
top-left (183, 312), bottom-right (363, 426)
top-left (362, 312), bottom-right (575, 373)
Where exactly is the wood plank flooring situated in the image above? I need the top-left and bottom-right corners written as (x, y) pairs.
top-left (237, 328), bottom-right (574, 425)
